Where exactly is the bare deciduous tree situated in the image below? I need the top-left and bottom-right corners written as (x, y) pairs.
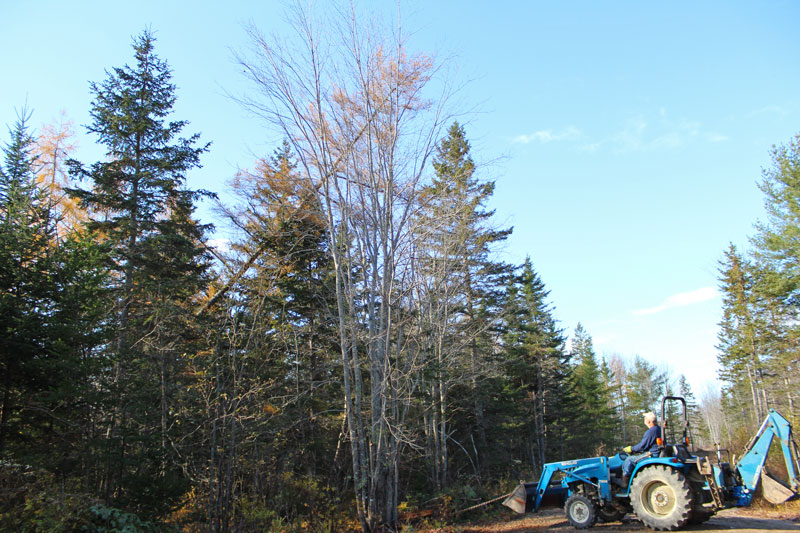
top-left (235, 3), bottom-right (451, 529)
top-left (699, 384), bottom-right (730, 448)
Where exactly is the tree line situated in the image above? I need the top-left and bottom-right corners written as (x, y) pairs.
top-left (712, 133), bottom-right (800, 447)
top-left (1, 9), bottom-right (795, 533)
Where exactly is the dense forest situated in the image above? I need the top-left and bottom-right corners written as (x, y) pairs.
top-left (1, 9), bottom-right (798, 533)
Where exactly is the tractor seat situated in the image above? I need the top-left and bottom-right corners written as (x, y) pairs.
top-left (673, 444), bottom-right (690, 460)
top-left (659, 444), bottom-right (690, 460)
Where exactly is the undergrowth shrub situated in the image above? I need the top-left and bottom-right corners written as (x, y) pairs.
top-left (0, 460), bottom-right (173, 532)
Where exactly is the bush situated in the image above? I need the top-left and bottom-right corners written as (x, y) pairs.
top-left (82, 504), bottom-right (172, 532)
top-left (0, 460), bottom-right (173, 532)
top-left (0, 459), bottom-right (88, 531)
top-left (235, 473), bottom-right (354, 532)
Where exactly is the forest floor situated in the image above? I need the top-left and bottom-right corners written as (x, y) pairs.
top-left (415, 507), bottom-right (800, 532)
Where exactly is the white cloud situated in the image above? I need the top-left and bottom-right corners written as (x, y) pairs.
top-left (515, 111), bottom-right (729, 152)
top-left (612, 115), bottom-right (648, 151)
top-left (584, 110), bottom-right (728, 153)
top-left (633, 287), bottom-right (719, 316)
top-left (513, 126), bottom-right (581, 144)
top-left (581, 142), bottom-right (601, 152)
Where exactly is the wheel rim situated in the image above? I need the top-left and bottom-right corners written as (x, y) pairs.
top-left (642, 480), bottom-right (676, 517)
top-left (571, 500), bottom-right (590, 522)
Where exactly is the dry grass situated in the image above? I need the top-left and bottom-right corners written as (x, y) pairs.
top-left (734, 498), bottom-right (800, 520)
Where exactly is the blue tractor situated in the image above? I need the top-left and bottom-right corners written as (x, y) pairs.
top-left (503, 396), bottom-right (799, 530)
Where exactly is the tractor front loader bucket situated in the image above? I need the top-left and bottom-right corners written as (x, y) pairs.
top-left (761, 471), bottom-right (797, 505)
top-left (503, 482), bottom-right (536, 514)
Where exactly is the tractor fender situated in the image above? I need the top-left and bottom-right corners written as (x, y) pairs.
top-left (631, 457), bottom-right (689, 480)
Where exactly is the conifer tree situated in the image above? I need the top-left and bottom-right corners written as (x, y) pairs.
top-left (34, 112), bottom-right (84, 237)
top-left (599, 356), bottom-right (623, 448)
top-left (678, 375), bottom-right (704, 444)
top-left (414, 121), bottom-right (512, 484)
top-left (752, 134), bottom-right (800, 301)
top-left (68, 30), bottom-right (213, 514)
top-left (501, 258), bottom-right (570, 471)
top-left (749, 133), bottom-right (800, 422)
top-left (570, 323), bottom-right (616, 453)
top-left (716, 245), bottom-right (769, 429)
top-left (606, 354), bottom-right (630, 443)
top-left (0, 112), bottom-right (109, 476)
top-left (624, 356), bottom-right (669, 425)
top-left (0, 112), bottom-right (54, 455)
top-left (201, 143), bottom-right (341, 526)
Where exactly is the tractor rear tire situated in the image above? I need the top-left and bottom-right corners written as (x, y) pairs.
top-left (565, 494), bottom-right (597, 529)
top-left (630, 465), bottom-right (693, 531)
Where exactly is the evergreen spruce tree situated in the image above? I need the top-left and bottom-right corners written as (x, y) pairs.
top-left (678, 375), bottom-right (704, 445)
top-left (200, 143), bottom-right (341, 525)
top-left (68, 30), bottom-right (213, 514)
top-left (624, 356), bottom-right (668, 426)
top-left (749, 133), bottom-right (800, 423)
top-left (501, 258), bottom-right (570, 471)
top-left (0, 112), bottom-right (54, 455)
top-left (752, 133), bottom-right (800, 302)
top-left (716, 245), bottom-right (769, 429)
top-left (0, 112), bottom-right (109, 477)
top-left (414, 121), bottom-right (512, 484)
top-left (570, 323), bottom-right (616, 454)
top-left (599, 356), bottom-right (623, 448)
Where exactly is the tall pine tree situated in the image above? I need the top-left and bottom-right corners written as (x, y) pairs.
top-left (716, 244), bottom-right (769, 430)
top-left (0, 111), bottom-right (55, 456)
top-left (750, 133), bottom-right (800, 423)
top-left (500, 258), bottom-right (570, 471)
top-left (68, 30), bottom-right (213, 515)
top-left (570, 323), bottom-right (616, 454)
top-left (0, 111), bottom-right (109, 484)
top-left (414, 122), bottom-right (512, 485)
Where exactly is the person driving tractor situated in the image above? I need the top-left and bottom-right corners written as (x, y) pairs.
top-left (620, 411), bottom-right (661, 485)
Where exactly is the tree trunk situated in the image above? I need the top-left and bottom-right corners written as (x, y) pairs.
top-left (746, 362), bottom-right (762, 423)
top-left (0, 376), bottom-right (11, 455)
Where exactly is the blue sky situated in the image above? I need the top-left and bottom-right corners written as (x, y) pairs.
top-left (2, 1), bottom-right (799, 394)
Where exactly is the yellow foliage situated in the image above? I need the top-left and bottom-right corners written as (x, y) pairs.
top-left (165, 487), bottom-right (200, 525)
top-left (34, 111), bottom-right (88, 239)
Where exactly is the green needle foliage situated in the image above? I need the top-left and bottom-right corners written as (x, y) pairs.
top-left (717, 133), bottom-right (800, 435)
top-left (570, 323), bottom-right (617, 451)
top-left (500, 258), bottom-right (570, 472)
top-left (0, 111), bottom-right (55, 456)
top-left (67, 29), bottom-right (215, 516)
top-left (0, 109), bottom-right (111, 505)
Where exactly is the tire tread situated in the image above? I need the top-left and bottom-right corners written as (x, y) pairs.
top-left (630, 465), bottom-right (693, 531)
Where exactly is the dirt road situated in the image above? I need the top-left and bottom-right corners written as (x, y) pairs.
top-left (440, 508), bottom-right (800, 532)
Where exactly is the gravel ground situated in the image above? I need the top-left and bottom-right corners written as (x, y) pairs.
top-left (421, 508), bottom-right (800, 532)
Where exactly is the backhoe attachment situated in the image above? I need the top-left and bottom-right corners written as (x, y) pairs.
top-left (735, 409), bottom-right (800, 504)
